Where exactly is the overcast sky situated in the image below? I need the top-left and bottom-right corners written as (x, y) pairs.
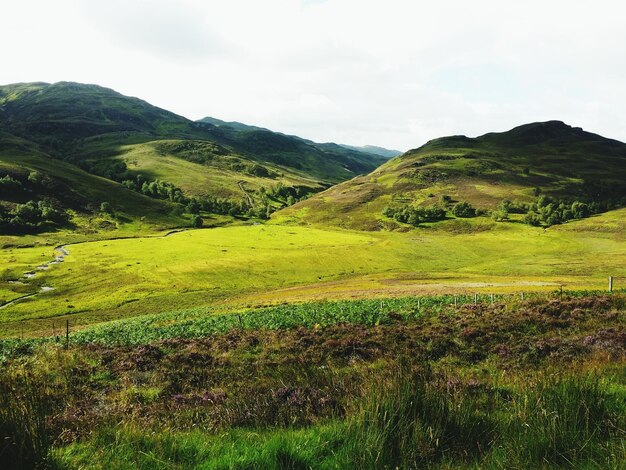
top-left (2, 0), bottom-right (626, 151)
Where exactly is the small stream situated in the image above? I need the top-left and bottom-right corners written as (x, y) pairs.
top-left (0, 245), bottom-right (69, 310)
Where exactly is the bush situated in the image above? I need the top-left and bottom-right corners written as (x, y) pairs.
top-left (100, 202), bottom-right (112, 214)
top-left (191, 215), bottom-right (203, 228)
top-left (382, 205), bottom-right (446, 226)
top-left (492, 209), bottom-right (509, 222)
top-left (451, 201), bottom-right (476, 218)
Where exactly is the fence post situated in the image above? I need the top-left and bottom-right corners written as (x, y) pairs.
top-left (417, 298), bottom-right (421, 309)
top-left (474, 294), bottom-right (477, 305)
top-left (65, 319), bottom-right (69, 349)
top-left (454, 296), bottom-right (457, 307)
top-left (490, 293), bottom-right (494, 304)
top-left (609, 276), bottom-right (613, 293)
top-left (521, 292), bottom-right (525, 301)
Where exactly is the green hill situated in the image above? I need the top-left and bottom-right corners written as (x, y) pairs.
top-left (0, 130), bottom-right (185, 237)
top-left (277, 121), bottom-right (626, 230)
top-left (196, 116), bottom-right (387, 182)
top-left (0, 82), bottom-right (386, 235)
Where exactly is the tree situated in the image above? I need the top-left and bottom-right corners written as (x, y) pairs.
top-left (451, 201), bottom-right (476, 218)
top-left (27, 171), bottom-right (43, 185)
top-left (491, 209), bottom-right (509, 222)
top-left (186, 199), bottom-right (201, 214)
top-left (191, 215), bottom-right (203, 228)
top-left (524, 212), bottom-right (542, 226)
top-left (571, 201), bottom-right (590, 219)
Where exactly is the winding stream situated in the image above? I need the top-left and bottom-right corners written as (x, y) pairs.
top-left (0, 245), bottom-right (70, 310)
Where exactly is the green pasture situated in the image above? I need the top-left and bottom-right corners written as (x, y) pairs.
top-left (1, 208), bottom-right (625, 337)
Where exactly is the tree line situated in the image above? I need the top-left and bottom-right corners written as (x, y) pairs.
top-left (383, 192), bottom-right (626, 228)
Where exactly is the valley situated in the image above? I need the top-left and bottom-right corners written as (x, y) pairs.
top-left (0, 82), bottom-right (625, 469)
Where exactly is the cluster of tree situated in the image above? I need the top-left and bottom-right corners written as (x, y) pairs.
top-left (382, 205), bottom-right (447, 226)
top-left (122, 177), bottom-right (186, 204)
top-left (0, 171), bottom-right (55, 197)
top-left (0, 200), bottom-right (69, 234)
top-left (184, 196), bottom-right (255, 218)
top-left (490, 196), bottom-right (624, 227)
top-left (523, 196), bottom-right (593, 226)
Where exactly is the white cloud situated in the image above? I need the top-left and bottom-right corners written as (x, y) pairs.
top-left (1, 0), bottom-right (626, 150)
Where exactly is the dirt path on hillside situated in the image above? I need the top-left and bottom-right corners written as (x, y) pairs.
top-left (238, 180), bottom-right (255, 207)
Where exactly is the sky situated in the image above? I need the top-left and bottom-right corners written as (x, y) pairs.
top-left (2, 0), bottom-right (626, 151)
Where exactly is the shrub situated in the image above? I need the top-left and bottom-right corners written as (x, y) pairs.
top-left (99, 202), bottom-right (112, 214)
top-left (451, 201), bottom-right (476, 218)
top-left (492, 209), bottom-right (509, 222)
top-left (191, 215), bottom-right (204, 228)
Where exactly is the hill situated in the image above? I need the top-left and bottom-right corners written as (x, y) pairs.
top-left (0, 130), bottom-right (185, 237)
top-left (196, 116), bottom-right (387, 182)
top-left (0, 82), bottom-right (386, 235)
top-left (277, 121), bottom-right (626, 230)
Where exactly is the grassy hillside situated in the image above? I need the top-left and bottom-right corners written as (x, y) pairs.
top-left (278, 121), bottom-right (626, 230)
top-left (0, 131), bottom-right (187, 236)
top-left (80, 139), bottom-right (326, 204)
top-left (0, 82), bottom-right (386, 234)
top-left (196, 116), bottom-right (387, 183)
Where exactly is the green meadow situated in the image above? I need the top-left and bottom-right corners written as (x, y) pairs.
top-left (2, 207), bottom-right (625, 338)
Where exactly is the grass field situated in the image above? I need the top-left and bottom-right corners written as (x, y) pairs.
top-left (1, 208), bottom-right (625, 338)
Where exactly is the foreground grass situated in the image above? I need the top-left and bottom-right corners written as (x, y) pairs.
top-left (0, 294), bottom-right (624, 468)
top-left (50, 368), bottom-right (626, 469)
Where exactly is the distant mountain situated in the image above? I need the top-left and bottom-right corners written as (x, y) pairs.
top-left (340, 144), bottom-right (402, 159)
top-left (197, 116), bottom-right (268, 133)
top-left (196, 116), bottom-right (387, 182)
top-left (277, 121), bottom-right (626, 230)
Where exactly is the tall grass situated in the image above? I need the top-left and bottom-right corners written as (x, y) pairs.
top-left (487, 374), bottom-right (626, 468)
top-left (0, 366), bottom-right (57, 469)
top-left (347, 366), bottom-right (496, 469)
top-left (52, 367), bottom-right (625, 469)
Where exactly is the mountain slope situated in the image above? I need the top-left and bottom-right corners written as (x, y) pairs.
top-left (0, 82), bottom-right (386, 217)
top-left (0, 82), bottom-right (196, 145)
top-left (276, 121), bottom-right (626, 230)
top-left (196, 116), bottom-right (387, 183)
top-left (0, 131), bottom-right (183, 233)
